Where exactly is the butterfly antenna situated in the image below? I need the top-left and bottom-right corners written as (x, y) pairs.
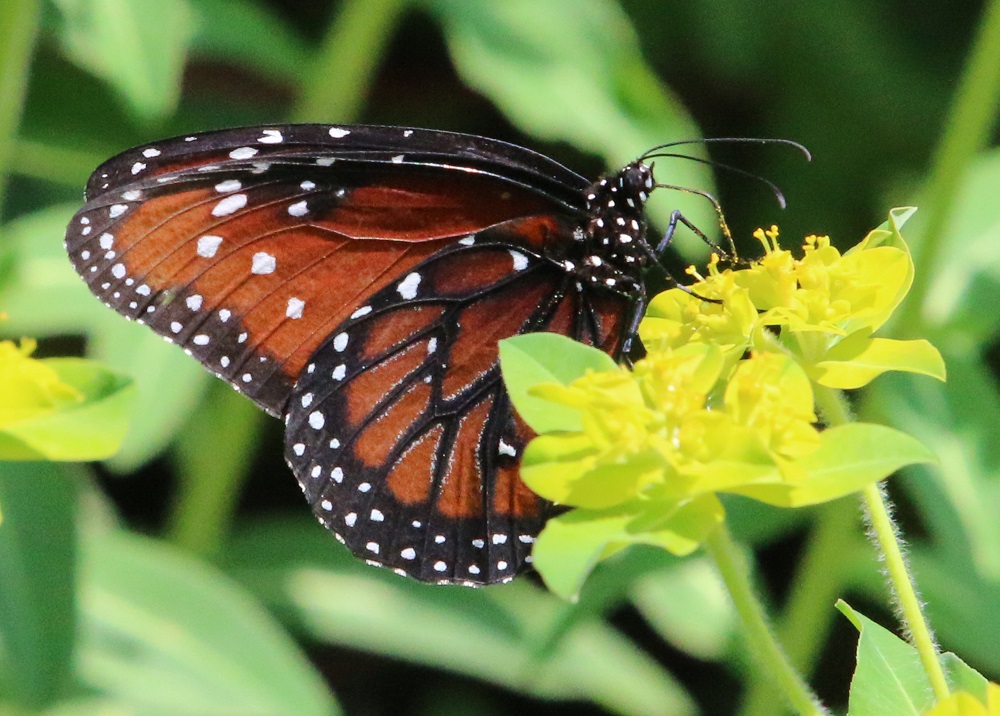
top-left (640, 137), bottom-right (812, 161)
top-left (645, 152), bottom-right (790, 210)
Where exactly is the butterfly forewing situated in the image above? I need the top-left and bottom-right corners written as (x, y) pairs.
top-left (66, 125), bottom-right (590, 416)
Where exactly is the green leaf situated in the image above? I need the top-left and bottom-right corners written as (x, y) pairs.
top-left (630, 556), bottom-right (736, 660)
top-left (187, 0), bottom-right (309, 82)
top-left (836, 600), bottom-right (937, 716)
top-left (920, 149), bottom-right (1000, 341)
top-left (77, 530), bottom-right (339, 716)
top-left (732, 423), bottom-right (936, 508)
top-left (0, 358), bottom-right (134, 461)
top-left (907, 545), bottom-right (1000, 676)
top-left (940, 652), bottom-right (989, 703)
top-left (423, 0), bottom-right (715, 252)
top-left (50, 0), bottom-right (194, 121)
top-left (0, 203), bottom-right (106, 337)
top-left (532, 496), bottom-right (724, 601)
top-left (0, 462), bottom-right (78, 709)
top-left (499, 333), bottom-right (617, 433)
top-left (815, 335), bottom-right (946, 389)
top-left (223, 516), bottom-right (695, 716)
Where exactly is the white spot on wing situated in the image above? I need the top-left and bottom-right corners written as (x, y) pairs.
top-left (308, 411), bottom-right (325, 429)
top-left (130, 162), bottom-right (145, 175)
top-left (109, 204), bottom-right (128, 218)
top-left (332, 364), bottom-right (346, 381)
top-left (333, 333), bottom-right (348, 351)
top-left (197, 235), bottom-right (223, 258)
top-left (370, 509), bottom-right (384, 522)
top-left (142, 148), bottom-right (161, 158)
top-left (212, 194), bottom-right (247, 217)
top-left (192, 334), bottom-right (210, 345)
top-left (401, 547), bottom-right (416, 560)
top-left (229, 146), bottom-right (258, 159)
top-left (328, 127), bottom-right (351, 138)
top-left (215, 179), bottom-right (242, 193)
top-left (397, 272), bottom-right (421, 299)
top-left (509, 250), bottom-right (528, 271)
top-left (286, 297), bottom-right (305, 319)
top-left (258, 129), bottom-right (283, 143)
top-left (251, 252), bottom-right (276, 274)
top-left (186, 295), bottom-right (203, 310)
top-left (111, 263), bottom-right (126, 279)
top-left (351, 305), bottom-right (372, 319)
top-left (99, 233), bottom-right (114, 250)
top-left (288, 200), bottom-right (309, 217)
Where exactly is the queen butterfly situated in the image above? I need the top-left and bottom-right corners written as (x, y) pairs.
top-left (64, 124), bottom-right (695, 585)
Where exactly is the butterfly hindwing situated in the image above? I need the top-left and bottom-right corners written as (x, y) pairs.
top-left (283, 223), bottom-right (631, 583)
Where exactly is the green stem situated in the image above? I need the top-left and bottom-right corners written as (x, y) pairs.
top-left (898, 0), bottom-right (1000, 335)
top-left (0, 0), bottom-right (42, 217)
top-left (739, 499), bottom-right (861, 716)
top-left (166, 384), bottom-right (266, 558)
top-left (813, 385), bottom-right (950, 702)
top-left (704, 526), bottom-right (827, 716)
top-left (860, 483), bottom-right (950, 701)
top-left (291, 0), bottom-right (408, 123)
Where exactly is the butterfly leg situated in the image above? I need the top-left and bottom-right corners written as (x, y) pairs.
top-left (621, 291), bottom-right (647, 360)
top-left (654, 209), bottom-right (726, 259)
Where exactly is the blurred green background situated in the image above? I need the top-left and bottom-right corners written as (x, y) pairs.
top-left (2, 1), bottom-right (999, 714)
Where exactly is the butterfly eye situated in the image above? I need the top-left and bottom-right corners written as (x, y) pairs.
top-left (65, 124), bottom-right (653, 584)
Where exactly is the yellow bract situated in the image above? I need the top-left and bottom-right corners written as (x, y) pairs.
top-left (923, 683), bottom-right (1000, 716)
top-left (0, 338), bottom-right (83, 428)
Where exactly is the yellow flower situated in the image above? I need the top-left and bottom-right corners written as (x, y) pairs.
top-left (0, 338), bottom-right (82, 428)
top-left (641, 209), bottom-right (945, 389)
top-left (923, 683), bottom-right (1000, 716)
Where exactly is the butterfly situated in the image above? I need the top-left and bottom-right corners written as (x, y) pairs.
top-left (64, 124), bottom-right (695, 585)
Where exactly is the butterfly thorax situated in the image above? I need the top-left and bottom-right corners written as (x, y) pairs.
top-left (575, 161), bottom-right (654, 296)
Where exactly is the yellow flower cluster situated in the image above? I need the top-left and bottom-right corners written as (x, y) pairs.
top-left (515, 210), bottom-right (944, 560)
